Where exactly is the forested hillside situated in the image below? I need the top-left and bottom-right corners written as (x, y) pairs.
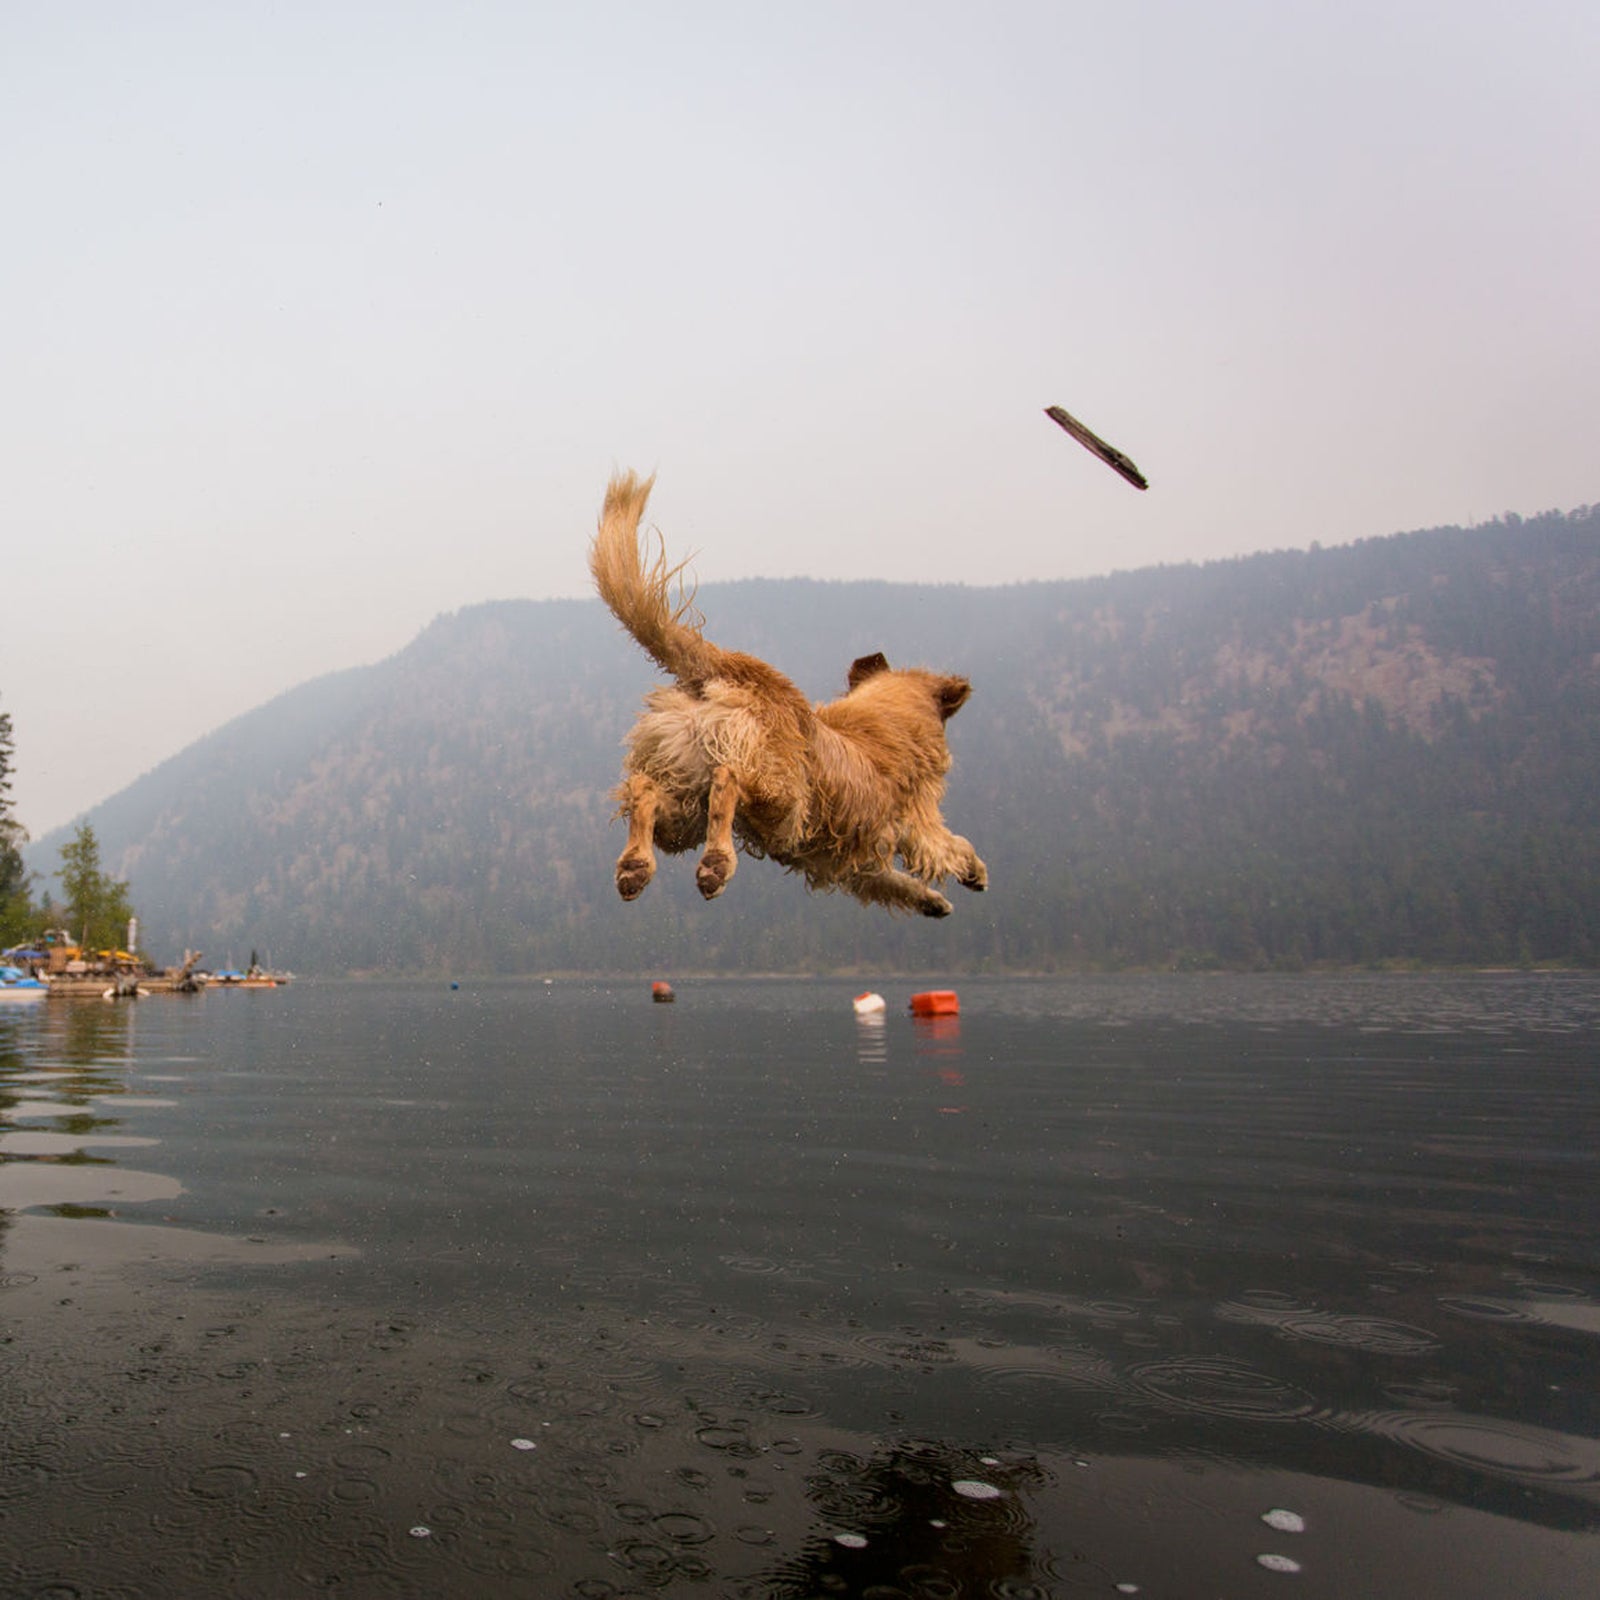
top-left (34, 505), bottom-right (1600, 974)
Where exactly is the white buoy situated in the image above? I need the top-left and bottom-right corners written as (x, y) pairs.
top-left (852, 991), bottom-right (886, 1015)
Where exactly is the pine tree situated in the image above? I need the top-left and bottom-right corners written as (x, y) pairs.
top-left (0, 699), bottom-right (35, 944)
top-left (57, 823), bottom-right (136, 955)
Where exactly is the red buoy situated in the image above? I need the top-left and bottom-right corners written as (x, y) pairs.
top-left (651, 980), bottom-right (675, 1003)
top-left (909, 990), bottom-right (959, 1017)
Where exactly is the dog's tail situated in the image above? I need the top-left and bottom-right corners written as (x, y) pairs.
top-left (589, 471), bottom-right (721, 684)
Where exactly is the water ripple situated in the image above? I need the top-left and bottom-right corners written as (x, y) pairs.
top-left (1437, 1295), bottom-right (1536, 1323)
top-left (1345, 1410), bottom-right (1600, 1485)
top-left (1127, 1357), bottom-right (1323, 1421)
top-left (1220, 1295), bottom-right (1439, 1353)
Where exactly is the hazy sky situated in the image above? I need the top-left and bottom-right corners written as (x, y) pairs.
top-left (4, 1), bottom-right (1596, 837)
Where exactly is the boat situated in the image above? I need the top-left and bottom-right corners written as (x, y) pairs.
top-left (207, 959), bottom-right (292, 988)
top-left (0, 964), bottom-right (48, 1002)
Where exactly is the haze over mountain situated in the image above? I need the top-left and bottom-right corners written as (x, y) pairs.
top-left (30, 505), bottom-right (1600, 976)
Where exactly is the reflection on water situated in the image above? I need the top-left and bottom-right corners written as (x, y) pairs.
top-left (0, 996), bottom-right (148, 1219)
top-left (2, 975), bottom-right (1598, 1597)
top-left (853, 1011), bottom-right (887, 1068)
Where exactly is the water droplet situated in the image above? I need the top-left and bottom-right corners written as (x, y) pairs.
top-left (409, 1525), bottom-right (432, 1539)
top-left (833, 1532), bottom-right (868, 1548)
top-left (510, 1437), bottom-right (537, 1451)
top-left (1257, 1553), bottom-right (1302, 1573)
top-left (951, 1479), bottom-right (1002, 1500)
top-left (1262, 1508), bottom-right (1306, 1533)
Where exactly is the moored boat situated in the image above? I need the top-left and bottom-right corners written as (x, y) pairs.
top-left (0, 964), bottom-right (48, 1002)
top-left (207, 962), bottom-right (293, 988)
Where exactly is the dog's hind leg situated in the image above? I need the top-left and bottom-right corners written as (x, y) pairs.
top-left (843, 866), bottom-right (954, 918)
top-left (695, 765), bottom-right (741, 900)
top-left (950, 835), bottom-right (988, 892)
top-left (902, 823), bottom-right (988, 893)
top-left (615, 772), bottom-right (661, 900)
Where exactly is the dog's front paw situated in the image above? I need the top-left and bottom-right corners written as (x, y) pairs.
top-left (920, 891), bottom-right (954, 918)
top-left (696, 847), bottom-right (736, 900)
top-left (616, 854), bottom-right (655, 901)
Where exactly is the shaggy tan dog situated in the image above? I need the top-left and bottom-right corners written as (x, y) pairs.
top-left (590, 471), bottom-right (987, 916)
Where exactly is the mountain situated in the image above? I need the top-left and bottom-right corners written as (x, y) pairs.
top-left (30, 505), bottom-right (1600, 974)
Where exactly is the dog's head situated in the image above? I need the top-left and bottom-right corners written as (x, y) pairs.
top-left (848, 652), bottom-right (971, 720)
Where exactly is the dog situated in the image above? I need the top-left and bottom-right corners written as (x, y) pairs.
top-left (589, 471), bottom-right (987, 916)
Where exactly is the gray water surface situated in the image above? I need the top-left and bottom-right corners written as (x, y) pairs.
top-left (2, 975), bottom-right (1596, 1596)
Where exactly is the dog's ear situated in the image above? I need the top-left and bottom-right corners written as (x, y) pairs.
top-left (847, 652), bottom-right (891, 690)
top-left (935, 675), bottom-right (972, 720)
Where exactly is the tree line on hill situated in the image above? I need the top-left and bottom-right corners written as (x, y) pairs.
top-left (16, 503), bottom-right (1600, 975)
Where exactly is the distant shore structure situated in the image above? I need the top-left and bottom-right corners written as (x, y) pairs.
top-left (0, 930), bottom-right (291, 996)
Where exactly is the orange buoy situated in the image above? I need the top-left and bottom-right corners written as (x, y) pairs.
top-left (651, 980), bottom-right (675, 1003)
top-left (909, 990), bottom-right (959, 1017)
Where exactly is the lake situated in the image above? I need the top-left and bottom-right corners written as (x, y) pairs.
top-left (1, 974), bottom-right (1597, 1597)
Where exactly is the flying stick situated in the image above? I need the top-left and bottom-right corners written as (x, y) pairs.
top-left (1044, 405), bottom-right (1148, 491)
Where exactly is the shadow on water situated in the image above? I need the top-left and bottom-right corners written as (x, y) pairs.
top-left (741, 1440), bottom-right (1051, 1599)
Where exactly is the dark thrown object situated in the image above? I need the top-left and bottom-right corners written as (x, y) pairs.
top-left (1044, 404), bottom-right (1149, 490)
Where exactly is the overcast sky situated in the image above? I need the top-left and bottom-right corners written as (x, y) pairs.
top-left (4, 1), bottom-right (1596, 837)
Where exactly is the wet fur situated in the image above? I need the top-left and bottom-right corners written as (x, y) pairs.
top-left (589, 471), bottom-right (987, 916)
